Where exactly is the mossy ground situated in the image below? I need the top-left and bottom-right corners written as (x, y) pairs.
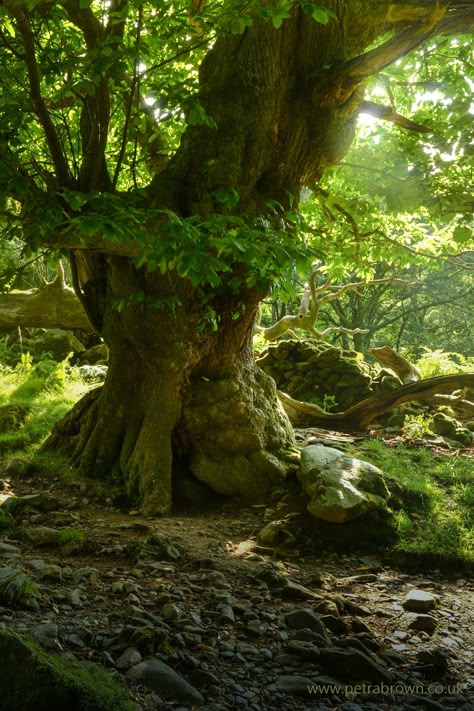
top-left (356, 438), bottom-right (474, 567)
top-left (0, 630), bottom-right (135, 711)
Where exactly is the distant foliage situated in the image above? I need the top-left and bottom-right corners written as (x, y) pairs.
top-left (415, 348), bottom-right (474, 379)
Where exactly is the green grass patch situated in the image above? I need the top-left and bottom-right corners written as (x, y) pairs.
top-left (356, 438), bottom-right (474, 566)
top-left (0, 360), bottom-right (88, 459)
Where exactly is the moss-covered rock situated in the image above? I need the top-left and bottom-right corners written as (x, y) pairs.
top-left (0, 630), bottom-right (135, 710)
top-left (298, 445), bottom-right (390, 523)
top-left (256, 340), bottom-right (374, 409)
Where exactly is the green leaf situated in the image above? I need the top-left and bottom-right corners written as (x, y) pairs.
top-left (311, 6), bottom-right (331, 24)
top-left (452, 226), bottom-right (472, 244)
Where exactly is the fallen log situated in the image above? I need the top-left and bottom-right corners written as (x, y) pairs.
top-left (278, 373), bottom-right (474, 431)
top-left (0, 277), bottom-right (90, 331)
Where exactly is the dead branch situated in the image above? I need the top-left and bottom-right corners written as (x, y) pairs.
top-left (278, 373), bottom-right (474, 431)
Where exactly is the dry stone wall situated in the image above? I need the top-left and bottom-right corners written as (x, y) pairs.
top-left (256, 340), bottom-right (374, 409)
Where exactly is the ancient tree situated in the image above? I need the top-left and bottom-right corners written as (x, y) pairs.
top-left (1, 1), bottom-right (472, 512)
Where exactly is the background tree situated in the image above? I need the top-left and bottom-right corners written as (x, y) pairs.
top-left (0, 0), bottom-right (473, 513)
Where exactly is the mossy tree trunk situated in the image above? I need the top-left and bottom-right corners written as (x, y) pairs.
top-left (36, 2), bottom-right (470, 512)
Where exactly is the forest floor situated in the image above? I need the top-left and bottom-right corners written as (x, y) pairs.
top-left (0, 436), bottom-right (473, 711)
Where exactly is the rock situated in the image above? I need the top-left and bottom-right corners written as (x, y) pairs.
top-left (29, 329), bottom-right (85, 361)
top-left (207, 571), bottom-right (230, 589)
top-left (217, 603), bottom-right (235, 624)
top-left (0, 630), bottom-right (134, 710)
top-left (116, 647), bottom-right (142, 670)
top-left (258, 520), bottom-right (296, 546)
top-left (402, 612), bottom-right (438, 634)
top-left (77, 365), bottom-right (108, 383)
top-left (0, 457), bottom-right (38, 478)
top-left (78, 343), bottom-right (108, 365)
top-left (0, 565), bottom-right (39, 608)
top-left (286, 640), bottom-right (320, 659)
top-left (284, 608), bottom-right (331, 641)
top-left (127, 532), bottom-right (181, 563)
top-left (126, 659), bottom-right (204, 705)
top-left (403, 589), bottom-right (439, 612)
top-left (31, 623), bottom-right (59, 650)
top-left (268, 675), bottom-right (315, 696)
top-left (280, 579), bottom-right (326, 602)
top-left (417, 646), bottom-right (451, 670)
top-left (298, 446), bottom-right (390, 523)
top-left (38, 564), bottom-right (63, 582)
top-left (0, 542), bottom-right (21, 558)
top-left (318, 647), bottom-right (392, 682)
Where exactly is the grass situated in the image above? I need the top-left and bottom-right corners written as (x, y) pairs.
top-left (356, 438), bottom-right (474, 566)
top-left (0, 358), bottom-right (88, 460)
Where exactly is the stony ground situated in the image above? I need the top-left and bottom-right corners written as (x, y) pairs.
top-left (0, 451), bottom-right (473, 711)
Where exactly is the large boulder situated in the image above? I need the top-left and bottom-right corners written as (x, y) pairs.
top-left (298, 445), bottom-right (390, 523)
top-left (29, 329), bottom-right (85, 361)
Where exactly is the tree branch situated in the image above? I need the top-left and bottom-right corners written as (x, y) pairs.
top-left (360, 100), bottom-right (432, 133)
top-left (278, 373), bottom-right (474, 431)
top-left (325, 4), bottom-right (447, 107)
top-left (2, 0), bottom-right (70, 185)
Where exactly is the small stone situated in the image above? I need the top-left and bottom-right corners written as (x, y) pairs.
top-left (269, 675), bottom-right (315, 696)
top-left (38, 564), bottom-right (63, 582)
top-left (284, 608), bottom-right (330, 641)
top-left (116, 646), bottom-right (143, 670)
top-left (217, 604), bottom-right (235, 624)
top-left (403, 613), bottom-right (438, 634)
top-left (246, 620), bottom-right (267, 636)
top-left (402, 589), bottom-right (439, 613)
top-left (162, 603), bottom-right (181, 620)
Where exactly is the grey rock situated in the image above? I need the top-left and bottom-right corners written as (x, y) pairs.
top-left (31, 622), bottom-right (59, 650)
top-left (268, 675), bottom-right (315, 696)
top-left (0, 565), bottom-right (38, 608)
top-left (116, 646), bottom-right (142, 670)
top-left (402, 612), bottom-right (437, 633)
top-left (285, 608), bottom-right (330, 641)
top-left (286, 640), bottom-right (320, 659)
top-left (126, 659), bottom-right (204, 704)
top-left (402, 589), bottom-right (439, 612)
top-left (299, 445), bottom-right (390, 523)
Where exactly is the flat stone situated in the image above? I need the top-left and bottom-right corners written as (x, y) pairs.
top-left (268, 675), bottom-right (315, 696)
top-left (318, 647), bottom-right (392, 682)
top-left (116, 646), bottom-right (142, 670)
top-left (403, 589), bottom-right (439, 612)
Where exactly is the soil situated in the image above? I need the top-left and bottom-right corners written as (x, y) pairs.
top-left (0, 440), bottom-right (473, 711)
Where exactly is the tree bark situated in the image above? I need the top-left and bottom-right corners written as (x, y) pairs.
top-left (44, 256), bottom-right (295, 513)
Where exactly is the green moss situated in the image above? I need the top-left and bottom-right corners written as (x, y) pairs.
top-left (0, 630), bottom-right (135, 711)
top-left (355, 439), bottom-right (474, 566)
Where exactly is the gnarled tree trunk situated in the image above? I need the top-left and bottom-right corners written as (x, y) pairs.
top-left (44, 256), bottom-right (295, 513)
top-left (26, 1), bottom-right (471, 512)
